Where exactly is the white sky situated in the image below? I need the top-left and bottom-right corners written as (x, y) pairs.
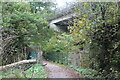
top-left (55, 0), bottom-right (76, 8)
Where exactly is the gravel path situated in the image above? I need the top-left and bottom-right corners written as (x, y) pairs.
top-left (44, 61), bottom-right (83, 78)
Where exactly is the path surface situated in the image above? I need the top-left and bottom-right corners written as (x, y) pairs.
top-left (44, 61), bottom-right (83, 78)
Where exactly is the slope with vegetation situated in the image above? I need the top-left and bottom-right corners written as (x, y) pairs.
top-left (1, 2), bottom-right (56, 78)
top-left (0, 1), bottom-right (120, 79)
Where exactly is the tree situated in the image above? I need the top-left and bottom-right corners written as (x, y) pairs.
top-left (70, 2), bottom-right (120, 78)
top-left (1, 2), bottom-right (56, 65)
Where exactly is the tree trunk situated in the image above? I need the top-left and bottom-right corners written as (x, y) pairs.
top-left (37, 50), bottom-right (43, 65)
top-left (0, 59), bottom-right (36, 71)
top-left (36, 46), bottom-right (43, 65)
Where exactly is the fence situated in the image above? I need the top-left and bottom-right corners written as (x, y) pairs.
top-left (44, 52), bottom-right (89, 68)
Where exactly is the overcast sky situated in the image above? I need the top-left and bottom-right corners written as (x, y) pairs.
top-left (55, 0), bottom-right (76, 8)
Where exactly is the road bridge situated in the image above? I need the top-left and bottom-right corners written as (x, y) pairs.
top-left (49, 2), bottom-right (81, 33)
top-left (49, 13), bottom-right (77, 33)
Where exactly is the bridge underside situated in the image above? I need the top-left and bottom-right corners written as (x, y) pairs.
top-left (49, 13), bottom-right (76, 33)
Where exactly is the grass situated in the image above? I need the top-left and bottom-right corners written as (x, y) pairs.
top-left (25, 64), bottom-right (47, 78)
top-left (67, 65), bottom-right (99, 78)
top-left (0, 69), bottom-right (22, 78)
top-left (67, 65), bottom-right (120, 79)
top-left (1, 64), bottom-right (47, 78)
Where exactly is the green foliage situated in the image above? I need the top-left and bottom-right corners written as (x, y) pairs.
top-left (45, 33), bottom-right (79, 54)
top-left (72, 2), bottom-right (120, 78)
top-left (44, 33), bottom-right (80, 65)
top-left (25, 64), bottom-right (47, 78)
top-left (44, 52), bottom-right (68, 65)
top-left (68, 65), bottom-right (98, 78)
top-left (1, 64), bottom-right (47, 78)
top-left (2, 2), bottom-right (56, 65)
top-left (46, 2), bottom-right (119, 78)
top-left (1, 2), bottom-right (120, 79)
top-left (68, 17), bottom-right (90, 50)
top-left (2, 2), bottom-right (54, 46)
top-left (0, 69), bottom-right (22, 78)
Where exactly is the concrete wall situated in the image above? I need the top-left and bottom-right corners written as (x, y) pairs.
top-left (49, 23), bottom-right (65, 33)
top-left (49, 13), bottom-right (76, 32)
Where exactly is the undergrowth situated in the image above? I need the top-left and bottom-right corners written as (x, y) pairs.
top-left (1, 64), bottom-right (47, 78)
top-left (68, 65), bottom-right (99, 78)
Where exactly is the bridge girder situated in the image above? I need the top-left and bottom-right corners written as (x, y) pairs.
top-left (49, 13), bottom-right (77, 33)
